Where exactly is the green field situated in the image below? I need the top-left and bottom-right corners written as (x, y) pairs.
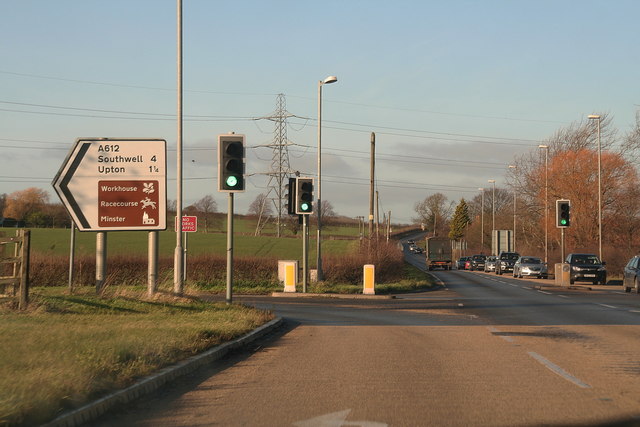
top-left (25, 224), bottom-right (359, 260)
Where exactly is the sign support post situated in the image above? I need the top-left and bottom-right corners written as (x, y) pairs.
top-left (302, 215), bottom-right (308, 293)
top-left (96, 232), bottom-right (107, 294)
top-left (148, 231), bottom-right (158, 296)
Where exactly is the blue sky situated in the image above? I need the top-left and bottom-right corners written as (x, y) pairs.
top-left (2, 1), bottom-right (639, 223)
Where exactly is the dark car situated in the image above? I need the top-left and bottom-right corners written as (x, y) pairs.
top-left (470, 254), bottom-right (486, 271)
top-left (566, 253), bottom-right (606, 285)
top-left (623, 255), bottom-right (640, 293)
top-left (456, 256), bottom-right (469, 270)
top-left (496, 251), bottom-right (520, 275)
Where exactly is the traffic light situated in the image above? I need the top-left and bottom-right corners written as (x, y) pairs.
top-left (556, 199), bottom-right (571, 228)
top-left (285, 177), bottom-right (296, 215)
top-left (295, 177), bottom-right (314, 214)
top-left (218, 134), bottom-right (245, 192)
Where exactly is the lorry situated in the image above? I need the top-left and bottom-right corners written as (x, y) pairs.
top-left (425, 237), bottom-right (452, 270)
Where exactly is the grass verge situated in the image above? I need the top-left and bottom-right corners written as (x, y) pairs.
top-left (0, 287), bottom-right (274, 427)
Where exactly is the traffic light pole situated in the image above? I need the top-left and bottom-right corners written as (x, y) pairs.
top-left (226, 193), bottom-right (234, 304)
top-left (561, 228), bottom-right (565, 263)
top-left (302, 214), bottom-right (308, 293)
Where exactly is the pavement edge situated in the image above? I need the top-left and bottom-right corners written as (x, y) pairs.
top-left (43, 317), bottom-right (284, 427)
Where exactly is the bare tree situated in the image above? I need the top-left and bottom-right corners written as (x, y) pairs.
top-left (188, 195), bottom-right (218, 233)
top-left (414, 193), bottom-right (454, 237)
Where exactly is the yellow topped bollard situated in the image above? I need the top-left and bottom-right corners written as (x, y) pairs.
top-left (363, 264), bottom-right (375, 295)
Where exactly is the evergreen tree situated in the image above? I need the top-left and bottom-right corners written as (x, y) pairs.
top-left (449, 199), bottom-right (470, 240)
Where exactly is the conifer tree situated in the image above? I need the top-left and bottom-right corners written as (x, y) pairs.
top-left (449, 198), bottom-right (470, 241)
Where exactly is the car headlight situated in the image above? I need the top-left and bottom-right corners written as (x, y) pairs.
top-left (598, 266), bottom-right (606, 272)
top-left (572, 266), bottom-right (581, 271)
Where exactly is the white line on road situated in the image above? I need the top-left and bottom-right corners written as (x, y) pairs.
top-left (487, 326), bottom-right (515, 343)
top-left (528, 352), bottom-right (591, 389)
top-left (598, 304), bottom-right (617, 309)
top-left (558, 295), bottom-right (569, 298)
top-left (629, 310), bottom-right (640, 313)
top-left (538, 290), bottom-right (551, 295)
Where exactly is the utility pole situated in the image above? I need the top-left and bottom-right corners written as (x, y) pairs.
top-left (369, 132), bottom-right (375, 239)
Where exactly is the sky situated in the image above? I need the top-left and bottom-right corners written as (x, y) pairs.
top-left (2, 0), bottom-right (639, 224)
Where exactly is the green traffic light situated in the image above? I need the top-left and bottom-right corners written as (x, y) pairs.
top-left (560, 219), bottom-right (567, 225)
top-left (300, 202), bottom-right (310, 211)
top-left (226, 176), bottom-right (239, 187)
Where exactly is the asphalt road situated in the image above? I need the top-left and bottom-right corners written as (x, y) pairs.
top-left (94, 246), bottom-right (640, 426)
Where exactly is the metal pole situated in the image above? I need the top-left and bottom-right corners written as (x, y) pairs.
top-left (513, 188), bottom-right (517, 252)
top-left (369, 132), bottom-right (375, 239)
top-left (68, 223), bottom-right (75, 292)
top-left (183, 231), bottom-right (187, 282)
top-left (226, 193), bottom-right (234, 304)
top-left (96, 232), bottom-right (107, 294)
top-left (316, 80), bottom-right (323, 282)
top-left (148, 231), bottom-right (158, 296)
top-left (597, 119), bottom-right (602, 261)
top-left (174, 0), bottom-right (184, 295)
top-left (544, 148), bottom-right (548, 264)
top-left (376, 190), bottom-right (380, 239)
top-left (480, 189), bottom-right (484, 252)
top-left (302, 214), bottom-right (308, 293)
top-left (561, 228), bottom-right (565, 264)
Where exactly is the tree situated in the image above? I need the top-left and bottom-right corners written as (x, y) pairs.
top-left (186, 195), bottom-right (218, 233)
top-left (414, 193), bottom-right (453, 237)
top-left (449, 199), bottom-right (471, 241)
top-left (312, 200), bottom-right (337, 225)
top-left (3, 188), bottom-right (49, 221)
top-left (248, 193), bottom-right (273, 218)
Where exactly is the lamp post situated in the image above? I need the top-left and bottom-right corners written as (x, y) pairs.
top-left (316, 75), bottom-right (337, 281)
top-left (488, 179), bottom-right (496, 255)
top-left (478, 188), bottom-right (485, 252)
top-left (508, 165), bottom-right (517, 252)
top-left (588, 114), bottom-right (602, 261)
top-left (538, 144), bottom-right (549, 264)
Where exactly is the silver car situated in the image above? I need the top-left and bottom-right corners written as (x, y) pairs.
top-left (484, 256), bottom-right (497, 272)
top-left (513, 256), bottom-right (547, 279)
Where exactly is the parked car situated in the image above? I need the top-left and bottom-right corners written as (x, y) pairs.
top-left (513, 256), bottom-right (547, 279)
top-left (456, 256), bottom-right (469, 270)
top-left (484, 256), bottom-right (497, 272)
top-left (622, 255), bottom-right (640, 293)
top-left (565, 253), bottom-right (606, 285)
top-left (496, 251), bottom-right (520, 275)
top-left (470, 254), bottom-right (486, 271)
top-left (465, 259), bottom-right (473, 270)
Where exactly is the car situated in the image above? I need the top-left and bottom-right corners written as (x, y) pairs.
top-left (408, 244), bottom-right (417, 253)
top-left (413, 246), bottom-right (423, 254)
top-left (565, 253), bottom-right (606, 285)
top-left (456, 256), bottom-right (469, 270)
top-left (622, 255), bottom-right (640, 293)
top-left (484, 256), bottom-right (497, 272)
top-left (407, 240), bottom-right (415, 245)
top-left (623, 256), bottom-right (640, 292)
top-left (513, 256), bottom-right (547, 279)
top-left (470, 254), bottom-right (486, 271)
top-left (496, 251), bottom-right (520, 275)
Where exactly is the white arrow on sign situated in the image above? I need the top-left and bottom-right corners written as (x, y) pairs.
top-left (293, 409), bottom-right (388, 427)
top-left (52, 138), bottom-right (167, 231)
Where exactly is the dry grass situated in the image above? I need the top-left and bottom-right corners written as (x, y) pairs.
top-left (0, 287), bottom-right (273, 426)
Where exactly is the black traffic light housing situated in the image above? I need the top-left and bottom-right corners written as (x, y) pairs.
top-left (218, 134), bottom-right (245, 192)
top-left (556, 199), bottom-right (571, 228)
top-left (295, 177), bottom-right (314, 214)
top-left (285, 177), bottom-right (296, 215)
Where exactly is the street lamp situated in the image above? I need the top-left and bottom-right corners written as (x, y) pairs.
top-left (488, 179), bottom-right (496, 254)
top-left (588, 114), bottom-right (602, 261)
top-left (316, 75), bottom-right (338, 281)
top-left (509, 165), bottom-right (517, 252)
top-left (538, 144), bottom-right (549, 264)
top-left (478, 188), bottom-right (485, 252)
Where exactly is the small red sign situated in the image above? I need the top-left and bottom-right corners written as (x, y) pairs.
top-left (180, 216), bottom-right (197, 232)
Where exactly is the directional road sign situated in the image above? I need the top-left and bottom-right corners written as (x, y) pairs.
top-left (52, 138), bottom-right (167, 231)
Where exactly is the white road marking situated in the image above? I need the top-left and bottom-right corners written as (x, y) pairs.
top-left (528, 352), bottom-right (591, 389)
top-left (598, 304), bottom-right (617, 309)
top-left (487, 326), bottom-right (515, 343)
top-left (629, 310), bottom-right (640, 313)
top-left (538, 290), bottom-right (551, 295)
top-left (558, 295), bottom-right (569, 298)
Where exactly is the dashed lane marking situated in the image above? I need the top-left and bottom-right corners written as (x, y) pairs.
top-left (528, 352), bottom-right (591, 389)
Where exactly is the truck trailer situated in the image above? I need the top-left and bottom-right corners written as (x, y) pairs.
top-left (425, 237), bottom-right (453, 270)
